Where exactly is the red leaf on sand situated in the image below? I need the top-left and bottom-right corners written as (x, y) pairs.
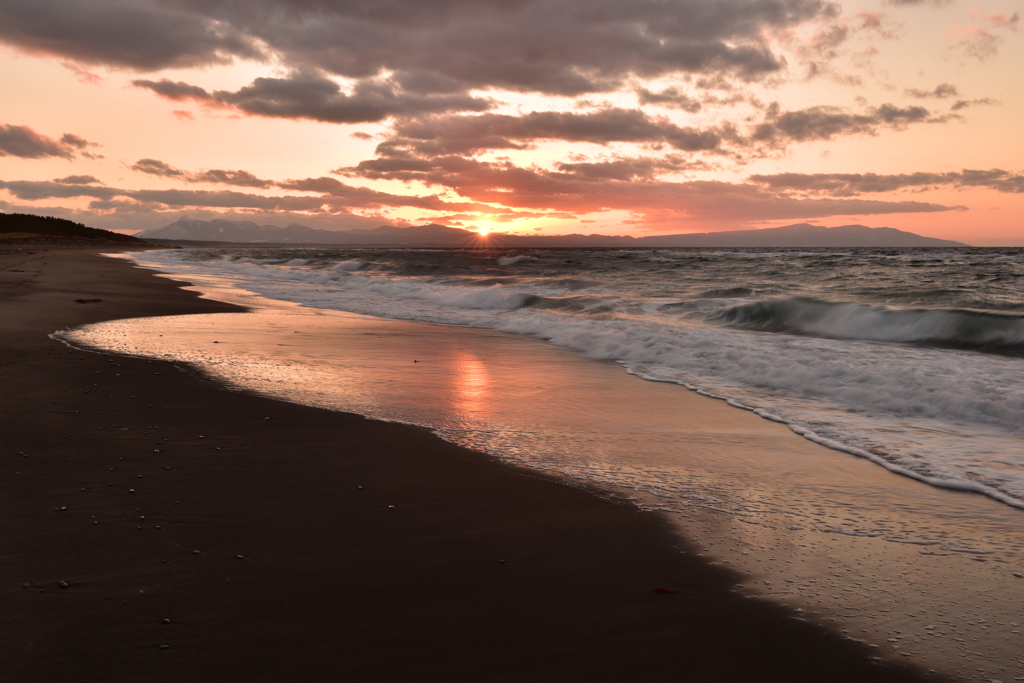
top-left (654, 587), bottom-right (680, 594)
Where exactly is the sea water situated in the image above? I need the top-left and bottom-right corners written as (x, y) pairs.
top-left (59, 246), bottom-right (1024, 680)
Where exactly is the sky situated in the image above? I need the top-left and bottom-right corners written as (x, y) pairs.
top-left (0, 0), bottom-right (1021, 245)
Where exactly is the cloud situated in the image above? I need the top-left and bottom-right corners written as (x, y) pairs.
top-left (950, 97), bottom-right (999, 111)
top-left (0, 180), bottom-right (120, 200)
top-left (60, 61), bottom-right (102, 84)
top-left (947, 11), bottom-right (1018, 61)
top-left (134, 71), bottom-right (494, 124)
top-left (749, 169), bottom-right (1024, 194)
top-left (0, 123), bottom-right (100, 159)
top-left (53, 174), bottom-right (102, 185)
top-left (0, 0), bottom-right (263, 71)
top-left (131, 158), bottom-right (274, 188)
top-left (635, 87), bottom-right (703, 113)
top-left (3, 0), bottom-right (836, 102)
top-left (752, 102), bottom-right (936, 143)
top-left (131, 158), bottom-right (186, 178)
top-left (131, 79), bottom-right (211, 102)
top-left (381, 109), bottom-right (725, 156)
top-left (905, 83), bottom-right (959, 99)
top-left (947, 25), bottom-right (1001, 61)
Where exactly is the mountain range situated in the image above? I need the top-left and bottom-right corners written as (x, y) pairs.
top-left (138, 216), bottom-right (969, 248)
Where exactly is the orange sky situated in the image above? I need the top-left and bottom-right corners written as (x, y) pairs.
top-left (0, 0), bottom-right (1021, 244)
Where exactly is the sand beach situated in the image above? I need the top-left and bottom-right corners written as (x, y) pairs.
top-left (1, 246), bottom-right (949, 681)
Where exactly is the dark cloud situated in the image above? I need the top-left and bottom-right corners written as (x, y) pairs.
top-left (951, 98), bottom-right (999, 111)
top-left (636, 87), bottom-right (703, 112)
top-left (135, 72), bottom-right (494, 124)
top-left (3, 0), bottom-right (834, 101)
top-left (3, 166), bottom-right (494, 214)
top-left (382, 109), bottom-right (724, 156)
top-left (0, 180), bottom-right (120, 201)
top-left (0, 0), bottom-right (263, 71)
top-left (753, 103), bottom-right (934, 143)
top-left (131, 79), bottom-right (212, 102)
top-left (122, 188), bottom-right (329, 212)
top-left (53, 175), bottom-right (102, 185)
top-left (0, 123), bottom-right (97, 159)
top-left (131, 158), bottom-right (187, 177)
top-left (131, 158), bottom-right (274, 188)
top-left (192, 169), bottom-right (274, 189)
top-left (749, 169), bottom-right (1024, 194)
top-left (905, 83), bottom-right (959, 99)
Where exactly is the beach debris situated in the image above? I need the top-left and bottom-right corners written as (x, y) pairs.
top-left (22, 583), bottom-right (31, 589)
top-left (74, 298), bottom-right (102, 304)
top-left (192, 550), bottom-right (200, 554)
top-left (128, 488), bottom-right (135, 493)
top-left (498, 559), bottom-right (506, 564)
top-left (159, 645), bottom-right (169, 650)
top-left (58, 581), bottom-right (68, 589)
top-left (263, 417), bottom-right (272, 420)
top-left (654, 587), bottom-right (680, 594)
top-left (79, 488), bottom-right (85, 491)
top-left (137, 475), bottom-right (143, 478)
top-left (161, 618), bottom-right (171, 625)
top-left (1013, 573), bottom-right (1023, 578)
top-left (54, 506), bottom-right (67, 511)
top-left (153, 449), bottom-right (160, 453)
top-left (236, 554), bottom-right (244, 560)
top-left (387, 505), bottom-right (395, 509)
top-left (139, 515), bottom-right (145, 520)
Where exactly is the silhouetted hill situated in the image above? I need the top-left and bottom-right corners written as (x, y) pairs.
top-left (0, 213), bottom-right (145, 244)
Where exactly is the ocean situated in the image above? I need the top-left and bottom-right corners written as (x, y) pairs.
top-left (59, 245), bottom-right (1024, 679)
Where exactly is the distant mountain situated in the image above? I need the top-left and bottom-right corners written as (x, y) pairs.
top-left (634, 223), bottom-right (968, 248)
top-left (138, 216), bottom-right (968, 248)
top-left (0, 212), bottom-right (145, 244)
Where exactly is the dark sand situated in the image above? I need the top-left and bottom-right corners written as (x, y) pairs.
top-left (0, 247), bottom-right (945, 682)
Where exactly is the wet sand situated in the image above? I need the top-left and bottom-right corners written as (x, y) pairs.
top-left (0, 247), bottom-right (942, 682)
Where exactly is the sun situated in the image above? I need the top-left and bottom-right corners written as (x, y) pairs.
top-left (476, 226), bottom-right (492, 237)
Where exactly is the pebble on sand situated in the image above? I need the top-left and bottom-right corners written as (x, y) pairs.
top-left (161, 618), bottom-right (171, 624)
top-left (58, 581), bottom-right (68, 589)
top-left (22, 583), bottom-right (31, 589)
top-left (236, 555), bottom-right (244, 559)
top-left (158, 645), bottom-right (169, 650)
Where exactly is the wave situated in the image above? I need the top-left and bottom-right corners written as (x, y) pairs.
top-left (709, 297), bottom-right (1024, 352)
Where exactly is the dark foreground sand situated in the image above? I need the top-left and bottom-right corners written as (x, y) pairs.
top-left (0, 247), bottom-right (944, 682)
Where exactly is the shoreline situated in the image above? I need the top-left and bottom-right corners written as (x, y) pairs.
top-left (1, 247), bottom-right (941, 682)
